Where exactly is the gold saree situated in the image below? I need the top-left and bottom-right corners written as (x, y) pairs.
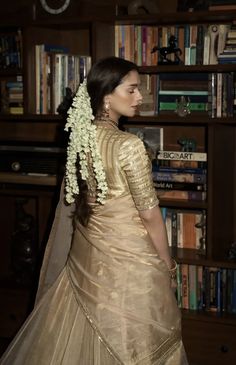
top-left (1, 128), bottom-right (188, 364)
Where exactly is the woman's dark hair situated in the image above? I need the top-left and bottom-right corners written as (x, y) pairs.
top-left (72, 57), bottom-right (138, 226)
top-left (87, 56), bottom-right (139, 117)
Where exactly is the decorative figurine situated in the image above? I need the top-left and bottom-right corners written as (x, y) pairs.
top-left (151, 35), bottom-right (182, 65)
top-left (175, 96), bottom-right (191, 117)
top-left (195, 212), bottom-right (206, 253)
top-left (178, 137), bottom-right (197, 152)
top-left (227, 242), bottom-right (236, 261)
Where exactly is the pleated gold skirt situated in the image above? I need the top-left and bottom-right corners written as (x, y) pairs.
top-left (1, 195), bottom-right (188, 365)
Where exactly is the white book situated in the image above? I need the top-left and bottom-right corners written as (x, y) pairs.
top-left (157, 151), bottom-right (207, 161)
top-left (217, 24), bottom-right (230, 56)
top-left (203, 32), bottom-right (210, 65)
top-left (35, 45), bottom-right (41, 114)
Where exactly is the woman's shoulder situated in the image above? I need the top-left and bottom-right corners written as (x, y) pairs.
top-left (117, 129), bottom-right (145, 150)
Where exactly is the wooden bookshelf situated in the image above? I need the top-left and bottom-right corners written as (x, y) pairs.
top-left (96, 10), bottom-right (236, 365)
top-left (0, 4), bottom-right (236, 364)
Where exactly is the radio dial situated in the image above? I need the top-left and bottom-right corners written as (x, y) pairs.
top-left (11, 161), bottom-right (21, 172)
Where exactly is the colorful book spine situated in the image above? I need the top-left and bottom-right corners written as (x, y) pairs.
top-left (154, 181), bottom-right (206, 191)
top-left (157, 189), bottom-right (206, 201)
top-left (152, 171), bottom-right (206, 183)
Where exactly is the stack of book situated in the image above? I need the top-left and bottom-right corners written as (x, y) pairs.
top-left (218, 25), bottom-right (236, 64)
top-left (157, 73), bottom-right (209, 113)
top-left (114, 23), bottom-right (233, 66)
top-left (138, 74), bottom-right (158, 116)
top-left (114, 25), bottom-right (158, 66)
top-left (0, 29), bottom-right (22, 69)
top-left (208, 72), bottom-right (235, 118)
top-left (208, 2), bottom-right (236, 12)
top-left (160, 207), bottom-right (206, 250)
top-left (154, 150), bottom-right (207, 201)
top-left (6, 79), bottom-right (23, 114)
top-left (35, 44), bottom-right (91, 114)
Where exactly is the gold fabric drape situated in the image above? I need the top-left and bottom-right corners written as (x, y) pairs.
top-left (1, 127), bottom-right (188, 364)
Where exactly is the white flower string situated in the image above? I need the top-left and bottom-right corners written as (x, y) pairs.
top-left (64, 79), bottom-right (108, 204)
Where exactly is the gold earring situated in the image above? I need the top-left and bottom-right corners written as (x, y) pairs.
top-left (102, 102), bottom-right (110, 119)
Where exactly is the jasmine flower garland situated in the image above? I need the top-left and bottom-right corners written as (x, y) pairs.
top-left (64, 79), bottom-right (108, 204)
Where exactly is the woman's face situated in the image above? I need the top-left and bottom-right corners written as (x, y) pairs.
top-left (106, 70), bottom-right (143, 120)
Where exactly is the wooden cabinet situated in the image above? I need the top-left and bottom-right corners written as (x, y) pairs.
top-left (182, 315), bottom-right (236, 365)
top-left (0, 115), bottom-right (64, 340)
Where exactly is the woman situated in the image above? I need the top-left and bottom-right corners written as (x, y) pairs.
top-left (1, 57), bottom-right (188, 364)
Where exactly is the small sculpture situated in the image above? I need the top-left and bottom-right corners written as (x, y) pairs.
top-left (195, 212), bottom-right (206, 253)
top-left (178, 137), bottom-right (197, 152)
top-left (175, 96), bottom-right (191, 117)
top-left (227, 242), bottom-right (236, 261)
top-left (151, 35), bottom-right (182, 65)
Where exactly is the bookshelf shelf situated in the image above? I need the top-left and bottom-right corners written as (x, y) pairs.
top-left (182, 309), bottom-right (236, 326)
top-left (115, 11), bottom-right (236, 26)
top-left (126, 115), bottom-right (222, 125)
top-left (159, 199), bottom-right (208, 209)
top-left (173, 247), bottom-right (236, 269)
top-left (0, 68), bottom-right (22, 76)
top-left (139, 64), bottom-right (236, 74)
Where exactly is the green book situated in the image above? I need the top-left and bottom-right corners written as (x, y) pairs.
top-left (159, 102), bottom-right (207, 111)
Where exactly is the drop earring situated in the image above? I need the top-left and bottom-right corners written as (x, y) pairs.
top-left (103, 102), bottom-right (110, 119)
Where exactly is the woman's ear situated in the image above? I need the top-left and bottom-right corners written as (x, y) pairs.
top-left (104, 96), bottom-right (110, 105)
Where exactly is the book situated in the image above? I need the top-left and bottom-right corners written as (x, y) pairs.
top-left (176, 265), bottom-right (182, 307)
top-left (203, 30), bottom-right (211, 65)
top-left (9, 106), bottom-right (24, 114)
top-left (153, 181), bottom-right (206, 191)
top-left (157, 151), bottom-right (207, 162)
top-left (209, 267), bottom-right (219, 312)
top-left (138, 74), bottom-right (157, 115)
top-left (209, 4), bottom-right (236, 10)
top-left (159, 90), bottom-right (208, 96)
top-left (157, 151), bottom-right (207, 169)
top-left (160, 79), bottom-right (208, 91)
top-left (196, 24), bottom-right (205, 65)
top-left (126, 126), bottom-right (164, 160)
top-left (177, 210), bottom-right (203, 249)
top-left (197, 266), bottom-right (204, 309)
top-left (159, 102), bottom-right (207, 112)
top-left (156, 189), bottom-right (206, 201)
top-left (189, 265), bottom-right (198, 310)
top-left (152, 165), bottom-right (207, 175)
top-left (181, 264), bottom-right (189, 309)
top-left (152, 171), bottom-right (207, 183)
top-left (159, 94), bottom-right (208, 103)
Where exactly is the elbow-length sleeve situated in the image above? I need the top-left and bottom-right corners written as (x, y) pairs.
top-left (119, 134), bottom-right (159, 210)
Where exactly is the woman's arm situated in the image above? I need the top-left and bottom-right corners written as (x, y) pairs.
top-left (139, 205), bottom-right (177, 288)
top-left (139, 205), bottom-right (173, 270)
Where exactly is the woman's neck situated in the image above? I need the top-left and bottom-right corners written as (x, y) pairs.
top-left (95, 117), bottom-right (118, 129)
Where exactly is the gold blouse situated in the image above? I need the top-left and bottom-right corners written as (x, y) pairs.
top-left (87, 126), bottom-right (159, 211)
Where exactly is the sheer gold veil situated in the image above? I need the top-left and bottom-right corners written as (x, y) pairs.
top-left (35, 179), bottom-right (74, 304)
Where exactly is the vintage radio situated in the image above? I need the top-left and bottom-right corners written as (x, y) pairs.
top-left (0, 144), bottom-right (66, 176)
